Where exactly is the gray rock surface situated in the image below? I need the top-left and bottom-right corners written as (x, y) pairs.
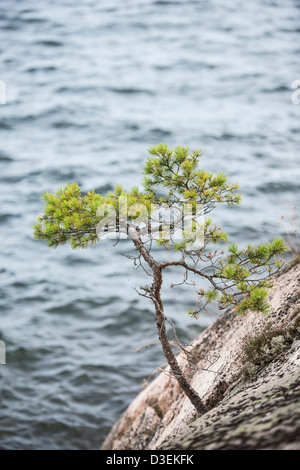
top-left (161, 339), bottom-right (300, 450)
top-left (101, 261), bottom-right (300, 450)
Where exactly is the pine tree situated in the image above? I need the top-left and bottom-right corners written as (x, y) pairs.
top-left (33, 145), bottom-right (288, 414)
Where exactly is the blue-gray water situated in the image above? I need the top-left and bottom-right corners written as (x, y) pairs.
top-left (0, 0), bottom-right (299, 450)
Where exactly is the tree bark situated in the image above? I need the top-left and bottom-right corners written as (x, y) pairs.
top-left (132, 235), bottom-right (207, 415)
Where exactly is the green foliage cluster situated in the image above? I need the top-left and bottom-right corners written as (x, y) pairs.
top-left (33, 183), bottom-right (153, 249)
top-left (33, 183), bottom-right (102, 248)
top-left (143, 144), bottom-right (241, 208)
top-left (214, 239), bottom-right (287, 315)
top-left (34, 144), bottom-right (288, 317)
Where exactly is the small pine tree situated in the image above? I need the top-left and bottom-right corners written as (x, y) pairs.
top-left (33, 145), bottom-right (288, 414)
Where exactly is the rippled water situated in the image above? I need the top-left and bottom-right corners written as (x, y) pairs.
top-left (0, 0), bottom-right (299, 450)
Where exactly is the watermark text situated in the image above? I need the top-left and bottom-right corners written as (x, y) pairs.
top-left (0, 80), bottom-right (6, 105)
top-left (0, 340), bottom-right (6, 364)
top-left (291, 80), bottom-right (300, 104)
top-left (96, 198), bottom-right (204, 250)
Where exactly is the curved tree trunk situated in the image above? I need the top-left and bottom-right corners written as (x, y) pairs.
top-left (152, 266), bottom-right (207, 415)
top-left (132, 235), bottom-right (207, 415)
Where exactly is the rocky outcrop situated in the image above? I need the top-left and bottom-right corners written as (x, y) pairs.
top-left (101, 261), bottom-right (300, 450)
top-left (161, 339), bottom-right (300, 450)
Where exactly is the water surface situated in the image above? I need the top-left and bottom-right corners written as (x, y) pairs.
top-left (0, 0), bottom-right (299, 449)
